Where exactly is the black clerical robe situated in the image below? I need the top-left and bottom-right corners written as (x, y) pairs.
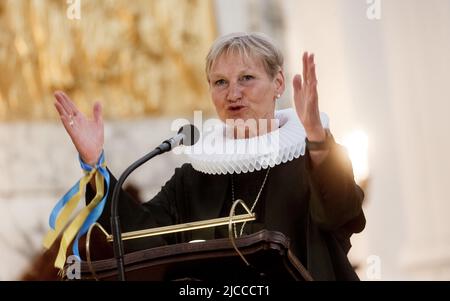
top-left (88, 143), bottom-right (365, 281)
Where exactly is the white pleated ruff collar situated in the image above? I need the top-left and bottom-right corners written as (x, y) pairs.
top-left (182, 108), bottom-right (329, 175)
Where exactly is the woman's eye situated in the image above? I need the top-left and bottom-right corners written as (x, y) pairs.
top-left (241, 75), bottom-right (254, 81)
top-left (214, 79), bottom-right (226, 86)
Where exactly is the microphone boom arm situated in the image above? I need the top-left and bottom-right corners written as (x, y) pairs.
top-left (109, 124), bottom-right (198, 281)
top-left (110, 143), bottom-right (169, 281)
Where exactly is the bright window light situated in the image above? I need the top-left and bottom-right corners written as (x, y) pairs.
top-left (342, 130), bottom-right (369, 183)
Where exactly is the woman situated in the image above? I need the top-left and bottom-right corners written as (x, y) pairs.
top-left (52, 32), bottom-right (365, 280)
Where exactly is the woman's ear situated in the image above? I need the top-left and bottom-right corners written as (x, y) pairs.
top-left (274, 70), bottom-right (286, 98)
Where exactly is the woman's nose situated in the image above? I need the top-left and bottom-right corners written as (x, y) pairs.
top-left (226, 82), bottom-right (243, 102)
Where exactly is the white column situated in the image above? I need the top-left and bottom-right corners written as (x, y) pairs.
top-left (380, 0), bottom-right (450, 279)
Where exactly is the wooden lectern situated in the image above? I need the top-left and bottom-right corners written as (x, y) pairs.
top-left (79, 229), bottom-right (313, 281)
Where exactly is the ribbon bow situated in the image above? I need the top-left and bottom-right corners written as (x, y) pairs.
top-left (43, 151), bottom-right (110, 270)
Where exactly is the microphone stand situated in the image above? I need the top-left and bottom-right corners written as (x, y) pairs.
top-left (110, 141), bottom-right (173, 281)
top-left (109, 124), bottom-right (198, 281)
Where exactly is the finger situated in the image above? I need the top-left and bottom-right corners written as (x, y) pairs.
top-left (292, 75), bottom-right (304, 112)
top-left (55, 91), bottom-right (74, 116)
top-left (293, 74), bottom-right (302, 93)
top-left (307, 54), bottom-right (314, 81)
top-left (59, 91), bottom-right (80, 117)
top-left (309, 62), bottom-right (319, 105)
top-left (310, 62), bottom-right (318, 85)
top-left (308, 60), bottom-right (317, 85)
top-left (54, 101), bottom-right (68, 118)
top-left (309, 53), bottom-right (314, 67)
top-left (303, 52), bottom-right (308, 83)
top-left (93, 101), bottom-right (103, 124)
top-left (54, 92), bottom-right (70, 116)
top-left (56, 105), bottom-right (73, 133)
top-left (64, 94), bottom-right (81, 117)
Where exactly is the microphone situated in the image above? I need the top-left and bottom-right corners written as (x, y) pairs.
top-left (158, 124), bottom-right (200, 152)
top-left (110, 124), bottom-right (199, 281)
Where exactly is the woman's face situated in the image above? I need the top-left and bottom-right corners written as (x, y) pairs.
top-left (208, 52), bottom-right (284, 127)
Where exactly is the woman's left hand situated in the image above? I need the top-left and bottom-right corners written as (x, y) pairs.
top-left (293, 52), bottom-right (326, 142)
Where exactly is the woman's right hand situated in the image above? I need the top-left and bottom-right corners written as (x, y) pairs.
top-left (54, 91), bottom-right (104, 166)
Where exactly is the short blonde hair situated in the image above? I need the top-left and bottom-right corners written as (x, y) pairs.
top-left (205, 32), bottom-right (284, 80)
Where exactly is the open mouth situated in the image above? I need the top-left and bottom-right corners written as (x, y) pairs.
top-left (228, 105), bottom-right (246, 112)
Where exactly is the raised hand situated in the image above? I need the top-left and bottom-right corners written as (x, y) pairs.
top-left (54, 91), bottom-right (104, 166)
top-left (293, 52), bottom-right (325, 142)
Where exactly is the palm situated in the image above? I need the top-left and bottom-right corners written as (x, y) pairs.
top-left (293, 52), bottom-right (323, 138)
top-left (54, 91), bottom-right (104, 166)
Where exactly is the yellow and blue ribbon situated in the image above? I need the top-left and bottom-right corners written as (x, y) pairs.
top-left (43, 151), bottom-right (110, 270)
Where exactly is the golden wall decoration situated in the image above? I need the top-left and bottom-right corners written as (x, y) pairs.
top-left (0, 0), bottom-right (217, 121)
